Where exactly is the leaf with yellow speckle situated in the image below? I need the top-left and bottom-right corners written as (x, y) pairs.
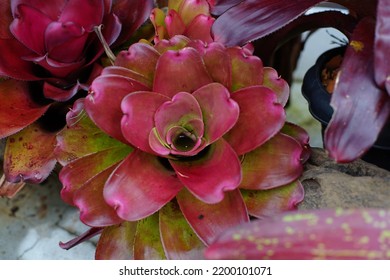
top-left (374, 0), bottom-right (390, 92)
top-left (205, 208), bottom-right (390, 260)
top-left (4, 122), bottom-right (56, 184)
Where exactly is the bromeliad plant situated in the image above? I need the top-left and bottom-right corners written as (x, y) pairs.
top-left (1, 0), bottom-right (387, 260)
top-left (208, 0), bottom-right (390, 164)
top-left (0, 0), bottom-right (154, 195)
top-left (55, 0), bottom-right (310, 259)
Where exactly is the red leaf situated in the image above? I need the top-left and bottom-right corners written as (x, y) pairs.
top-left (239, 133), bottom-right (303, 190)
top-left (177, 189), bottom-right (249, 245)
top-left (0, 79), bottom-right (49, 138)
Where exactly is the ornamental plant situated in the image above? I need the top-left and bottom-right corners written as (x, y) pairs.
top-left (208, 0), bottom-right (390, 164)
top-left (54, 0), bottom-right (310, 259)
top-left (0, 0), bottom-right (154, 194)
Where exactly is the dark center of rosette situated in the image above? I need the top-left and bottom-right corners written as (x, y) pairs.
top-left (173, 132), bottom-right (197, 152)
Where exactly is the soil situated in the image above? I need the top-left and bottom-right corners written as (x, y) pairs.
top-left (321, 54), bottom-right (343, 94)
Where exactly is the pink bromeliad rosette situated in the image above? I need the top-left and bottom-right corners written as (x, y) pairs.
top-left (55, 0), bottom-right (309, 259)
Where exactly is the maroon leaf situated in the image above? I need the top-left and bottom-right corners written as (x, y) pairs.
top-left (60, 227), bottom-right (103, 250)
top-left (205, 209), bottom-right (390, 260)
top-left (0, 79), bottom-right (49, 138)
top-left (211, 0), bottom-right (323, 46)
top-left (325, 18), bottom-right (390, 162)
top-left (111, 0), bottom-right (154, 44)
top-left (208, 0), bottom-right (242, 15)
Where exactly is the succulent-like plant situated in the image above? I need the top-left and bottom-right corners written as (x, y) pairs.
top-left (54, 1), bottom-right (309, 258)
top-left (208, 0), bottom-right (390, 164)
top-left (0, 0), bottom-right (154, 190)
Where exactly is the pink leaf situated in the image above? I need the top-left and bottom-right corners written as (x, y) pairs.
top-left (121, 91), bottom-right (170, 154)
top-left (73, 164), bottom-right (123, 227)
top-left (103, 150), bottom-right (183, 221)
top-left (170, 138), bottom-right (241, 204)
top-left (153, 47), bottom-right (212, 97)
top-left (206, 209), bottom-right (390, 260)
top-left (85, 74), bottom-right (149, 144)
top-left (240, 133), bottom-right (304, 190)
top-left (225, 86), bottom-right (285, 155)
top-left (177, 188), bottom-right (249, 245)
top-left (193, 83), bottom-right (239, 144)
top-left (227, 46), bottom-right (263, 92)
top-left (263, 67), bottom-right (289, 107)
top-left (115, 43), bottom-right (160, 86)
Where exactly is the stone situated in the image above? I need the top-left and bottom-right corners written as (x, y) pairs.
top-left (299, 148), bottom-right (390, 210)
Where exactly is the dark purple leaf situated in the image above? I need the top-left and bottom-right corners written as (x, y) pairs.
top-left (325, 18), bottom-right (390, 162)
top-left (211, 0), bottom-right (323, 46)
top-left (208, 0), bottom-right (243, 15)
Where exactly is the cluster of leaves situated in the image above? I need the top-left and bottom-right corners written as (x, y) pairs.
top-left (0, 0), bottom-right (389, 260)
top-left (209, 0), bottom-right (390, 163)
